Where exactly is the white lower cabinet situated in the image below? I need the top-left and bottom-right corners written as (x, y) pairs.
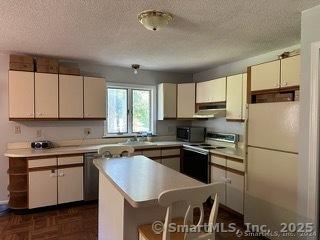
top-left (211, 165), bottom-right (226, 204)
top-left (211, 164), bottom-right (244, 214)
top-left (28, 155), bottom-right (84, 209)
top-left (58, 167), bottom-right (83, 204)
top-left (29, 169), bottom-right (58, 209)
top-left (226, 171), bottom-right (244, 214)
top-left (162, 157), bottom-right (180, 172)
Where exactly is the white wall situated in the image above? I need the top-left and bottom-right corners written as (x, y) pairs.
top-left (299, 4), bottom-right (320, 225)
top-left (192, 45), bottom-right (300, 140)
top-left (0, 53), bottom-right (193, 201)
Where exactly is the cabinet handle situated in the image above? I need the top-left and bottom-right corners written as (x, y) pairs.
top-left (225, 178), bottom-right (231, 184)
top-left (58, 173), bottom-right (65, 177)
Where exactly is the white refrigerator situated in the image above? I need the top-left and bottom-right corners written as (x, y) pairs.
top-left (245, 102), bottom-right (299, 238)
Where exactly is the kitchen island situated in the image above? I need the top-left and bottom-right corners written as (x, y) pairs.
top-left (94, 155), bottom-right (204, 240)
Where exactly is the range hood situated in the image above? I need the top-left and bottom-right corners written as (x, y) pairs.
top-left (193, 102), bottom-right (226, 118)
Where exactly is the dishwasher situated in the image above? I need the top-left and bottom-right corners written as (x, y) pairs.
top-left (84, 152), bottom-right (99, 201)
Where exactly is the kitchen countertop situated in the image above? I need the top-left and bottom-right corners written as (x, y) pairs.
top-left (94, 155), bottom-right (204, 208)
top-left (4, 141), bottom-right (183, 158)
top-left (5, 141), bottom-right (245, 160)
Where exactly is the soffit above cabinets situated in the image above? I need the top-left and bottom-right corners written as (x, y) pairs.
top-left (0, 0), bottom-right (319, 72)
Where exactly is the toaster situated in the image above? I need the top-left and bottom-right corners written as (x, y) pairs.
top-left (31, 141), bottom-right (54, 149)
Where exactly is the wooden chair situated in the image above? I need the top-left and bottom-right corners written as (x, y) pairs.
top-left (138, 183), bottom-right (221, 240)
top-left (98, 145), bottom-right (134, 158)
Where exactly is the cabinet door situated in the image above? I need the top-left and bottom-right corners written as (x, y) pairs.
top-left (177, 83), bottom-right (195, 118)
top-left (281, 55), bottom-right (300, 88)
top-left (162, 157), bottom-right (180, 172)
top-left (35, 73), bottom-right (58, 118)
top-left (84, 77), bottom-right (106, 118)
top-left (197, 78), bottom-right (226, 103)
top-left (226, 171), bottom-right (244, 214)
top-left (242, 73), bottom-right (247, 120)
top-left (251, 60), bottom-right (280, 91)
top-left (58, 167), bottom-right (83, 204)
top-left (9, 71), bottom-right (34, 118)
top-left (59, 75), bottom-right (83, 118)
top-left (158, 83), bottom-right (177, 120)
top-left (210, 165), bottom-right (226, 204)
top-left (207, 77), bottom-right (226, 102)
top-left (29, 169), bottom-right (57, 209)
top-left (226, 74), bottom-right (243, 120)
top-left (196, 81), bottom-right (209, 103)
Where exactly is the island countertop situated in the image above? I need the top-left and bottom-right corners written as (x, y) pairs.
top-left (94, 155), bottom-right (204, 208)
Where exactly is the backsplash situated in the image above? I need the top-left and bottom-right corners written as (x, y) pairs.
top-left (192, 117), bottom-right (245, 142)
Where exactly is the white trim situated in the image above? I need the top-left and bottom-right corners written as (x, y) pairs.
top-left (307, 41), bottom-right (320, 224)
top-left (105, 82), bottom-right (157, 136)
top-left (0, 200), bottom-right (9, 205)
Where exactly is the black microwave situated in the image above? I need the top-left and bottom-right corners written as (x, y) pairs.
top-left (176, 127), bottom-right (206, 143)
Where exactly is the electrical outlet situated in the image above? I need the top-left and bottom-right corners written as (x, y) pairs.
top-left (36, 129), bottom-right (42, 138)
top-left (14, 126), bottom-right (21, 134)
top-left (84, 128), bottom-right (92, 136)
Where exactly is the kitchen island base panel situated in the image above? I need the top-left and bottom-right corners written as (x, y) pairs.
top-left (98, 173), bottom-right (187, 240)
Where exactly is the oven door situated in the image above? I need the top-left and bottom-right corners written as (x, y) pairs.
top-left (181, 148), bottom-right (209, 183)
top-left (176, 128), bottom-right (190, 142)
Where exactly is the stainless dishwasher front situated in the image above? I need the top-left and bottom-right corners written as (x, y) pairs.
top-left (84, 152), bottom-right (99, 201)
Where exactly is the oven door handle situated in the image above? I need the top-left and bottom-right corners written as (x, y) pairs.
top-left (183, 148), bottom-right (209, 155)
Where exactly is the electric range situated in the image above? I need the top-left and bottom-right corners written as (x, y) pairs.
top-left (180, 132), bottom-right (239, 184)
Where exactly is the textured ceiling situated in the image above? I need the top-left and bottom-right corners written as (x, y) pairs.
top-left (0, 0), bottom-right (319, 73)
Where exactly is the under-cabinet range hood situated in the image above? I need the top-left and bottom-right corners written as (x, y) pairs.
top-left (193, 102), bottom-right (226, 118)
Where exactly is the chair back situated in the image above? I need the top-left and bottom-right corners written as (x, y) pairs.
top-left (98, 145), bottom-right (134, 158)
top-left (158, 183), bottom-right (222, 240)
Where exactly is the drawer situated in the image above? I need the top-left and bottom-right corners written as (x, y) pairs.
top-left (28, 157), bottom-right (57, 168)
top-left (211, 154), bottom-right (227, 167)
top-left (58, 155), bottom-right (83, 166)
top-left (161, 148), bottom-right (180, 156)
top-left (226, 158), bottom-right (244, 172)
top-left (142, 149), bottom-right (161, 158)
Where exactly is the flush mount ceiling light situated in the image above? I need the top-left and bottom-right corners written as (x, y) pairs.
top-left (131, 64), bottom-right (140, 74)
top-left (138, 10), bottom-right (173, 31)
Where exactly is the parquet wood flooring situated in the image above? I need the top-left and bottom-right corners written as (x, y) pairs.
top-left (0, 202), bottom-right (259, 240)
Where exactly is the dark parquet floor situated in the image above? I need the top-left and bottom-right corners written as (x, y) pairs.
top-left (0, 202), bottom-right (260, 240)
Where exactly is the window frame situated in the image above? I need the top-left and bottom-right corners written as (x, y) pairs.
top-left (105, 82), bottom-right (156, 137)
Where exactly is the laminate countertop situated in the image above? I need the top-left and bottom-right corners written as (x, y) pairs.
top-left (4, 141), bottom-right (183, 158)
top-left (94, 155), bottom-right (204, 208)
top-left (5, 141), bottom-right (245, 160)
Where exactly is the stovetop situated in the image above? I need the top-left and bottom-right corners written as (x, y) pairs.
top-left (183, 143), bottom-right (227, 152)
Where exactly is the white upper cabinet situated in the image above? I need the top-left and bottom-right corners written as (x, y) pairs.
top-left (158, 83), bottom-right (177, 120)
top-left (281, 55), bottom-right (300, 88)
top-left (8, 71), bottom-right (34, 119)
top-left (226, 74), bottom-right (243, 120)
top-left (251, 60), bottom-right (280, 91)
top-left (59, 75), bottom-right (83, 118)
top-left (84, 77), bottom-right (106, 119)
top-left (196, 77), bottom-right (226, 103)
top-left (177, 83), bottom-right (195, 118)
top-left (35, 73), bottom-right (59, 118)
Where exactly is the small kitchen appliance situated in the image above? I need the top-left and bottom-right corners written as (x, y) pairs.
top-left (31, 140), bottom-right (54, 149)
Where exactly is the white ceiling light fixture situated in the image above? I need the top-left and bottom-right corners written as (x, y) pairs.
top-left (138, 10), bottom-right (173, 31)
top-left (131, 64), bottom-right (140, 74)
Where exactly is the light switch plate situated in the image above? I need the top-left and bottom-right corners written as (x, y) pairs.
top-left (36, 129), bottom-right (42, 138)
top-left (14, 126), bottom-right (21, 134)
top-left (84, 128), bottom-right (92, 136)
